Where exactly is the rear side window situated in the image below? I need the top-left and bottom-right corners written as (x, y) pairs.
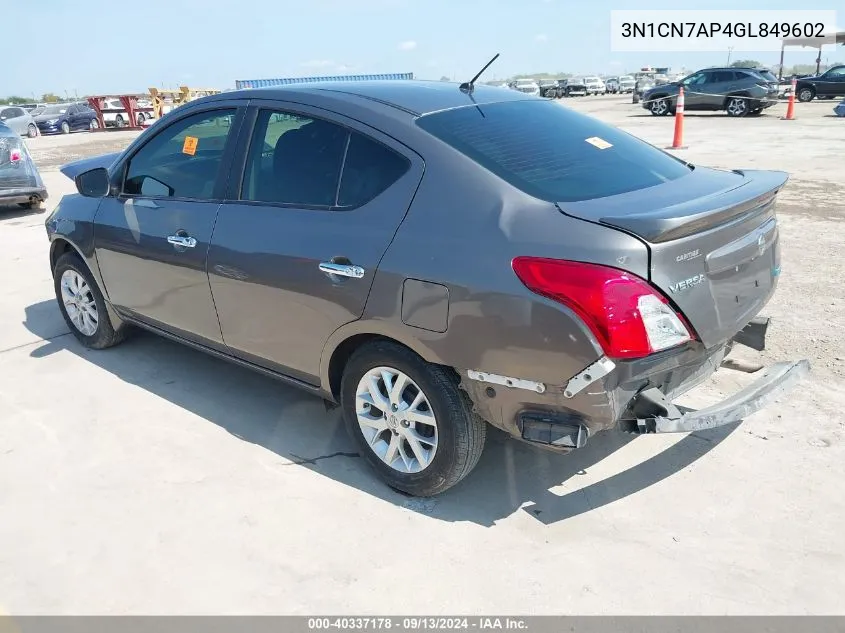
top-left (337, 133), bottom-right (409, 207)
top-left (416, 100), bottom-right (691, 203)
top-left (242, 108), bottom-right (409, 209)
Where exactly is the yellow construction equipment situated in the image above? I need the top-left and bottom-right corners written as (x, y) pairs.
top-left (148, 87), bottom-right (222, 119)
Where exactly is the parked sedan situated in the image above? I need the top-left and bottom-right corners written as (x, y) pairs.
top-left (34, 103), bottom-right (99, 135)
top-left (47, 81), bottom-right (807, 496)
top-left (0, 106), bottom-right (38, 138)
top-left (0, 122), bottom-right (47, 209)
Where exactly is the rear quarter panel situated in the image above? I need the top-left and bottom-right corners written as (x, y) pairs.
top-left (321, 133), bottom-right (651, 391)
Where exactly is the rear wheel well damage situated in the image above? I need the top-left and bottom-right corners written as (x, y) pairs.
top-left (326, 333), bottom-right (463, 402)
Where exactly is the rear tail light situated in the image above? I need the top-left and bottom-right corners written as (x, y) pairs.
top-left (512, 257), bottom-right (693, 359)
top-left (9, 148), bottom-right (22, 163)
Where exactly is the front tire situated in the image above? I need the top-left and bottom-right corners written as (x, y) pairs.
top-left (341, 340), bottom-right (486, 497)
top-left (60, 121), bottom-right (70, 134)
top-left (115, 114), bottom-right (125, 128)
top-left (53, 252), bottom-right (126, 349)
top-left (650, 96), bottom-right (670, 115)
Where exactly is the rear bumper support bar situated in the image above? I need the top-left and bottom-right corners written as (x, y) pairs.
top-left (629, 359), bottom-right (810, 434)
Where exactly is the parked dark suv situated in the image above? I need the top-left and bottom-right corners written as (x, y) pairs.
top-left (642, 67), bottom-right (779, 117)
top-left (795, 65), bottom-right (845, 102)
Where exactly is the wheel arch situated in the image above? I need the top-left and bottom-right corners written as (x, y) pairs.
top-left (320, 323), bottom-right (442, 401)
top-left (723, 91), bottom-right (751, 107)
top-left (50, 237), bottom-right (85, 272)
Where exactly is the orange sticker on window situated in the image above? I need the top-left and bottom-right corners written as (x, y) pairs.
top-left (182, 136), bottom-right (198, 156)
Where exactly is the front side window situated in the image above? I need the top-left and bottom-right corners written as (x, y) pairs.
top-left (242, 109), bottom-right (409, 209)
top-left (826, 66), bottom-right (845, 78)
top-left (123, 108), bottom-right (236, 200)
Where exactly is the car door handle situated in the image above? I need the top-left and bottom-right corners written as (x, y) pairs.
top-left (167, 235), bottom-right (197, 248)
top-left (319, 262), bottom-right (365, 279)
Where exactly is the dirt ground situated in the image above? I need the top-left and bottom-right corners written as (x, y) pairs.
top-left (1, 95), bottom-right (843, 615)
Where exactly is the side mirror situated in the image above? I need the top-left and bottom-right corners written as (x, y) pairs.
top-left (75, 167), bottom-right (110, 198)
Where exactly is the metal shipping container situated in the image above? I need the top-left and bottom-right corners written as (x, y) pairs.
top-left (235, 73), bottom-right (414, 89)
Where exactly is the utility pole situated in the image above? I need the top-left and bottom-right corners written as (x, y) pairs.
top-left (726, 47), bottom-right (734, 65)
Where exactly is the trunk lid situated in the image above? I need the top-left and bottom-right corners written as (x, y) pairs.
top-left (559, 167), bottom-right (788, 348)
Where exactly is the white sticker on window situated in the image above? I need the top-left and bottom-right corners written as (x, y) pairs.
top-left (585, 136), bottom-right (613, 149)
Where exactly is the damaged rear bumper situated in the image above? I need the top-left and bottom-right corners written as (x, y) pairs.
top-left (623, 358), bottom-right (810, 434)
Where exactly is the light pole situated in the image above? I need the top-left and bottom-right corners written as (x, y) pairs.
top-left (726, 47), bottom-right (734, 65)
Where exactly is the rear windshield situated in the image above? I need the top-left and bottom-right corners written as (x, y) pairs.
top-left (755, 70), bottom-right (778, 82)
top-left (416, 100), bottom-right (692, 202)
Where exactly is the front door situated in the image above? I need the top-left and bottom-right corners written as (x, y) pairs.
top-left (817, 66), bottom-right (845, 97)
top-left (680, 70), bottom-right (711, 109)
top-left (207, 103), bottom-right (423, 384)
top-left (94, 105), bottom-right (244, 347)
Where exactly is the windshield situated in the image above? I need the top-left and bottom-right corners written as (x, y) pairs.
top-left (585, 77), bottom-right (601, 83)
top-left (756, 70), bottom-right (778, 82)
top-left (620, 76), bottom-right (635, 82)
top-left (42, 105), bottom-right (68, 115)
top-left (416, 100), bottom-right (692, 203)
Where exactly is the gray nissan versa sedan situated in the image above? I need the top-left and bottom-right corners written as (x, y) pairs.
top-left (45, 80), bottom-right (809, 496)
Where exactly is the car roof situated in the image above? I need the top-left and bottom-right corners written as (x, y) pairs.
top-left (210, 80), bottom-right (535, 116)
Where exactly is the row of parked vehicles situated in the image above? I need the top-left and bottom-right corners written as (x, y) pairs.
top-left (0, 98), bottom-right (155, 138)
top-left (506, 75), bottom-right (637, 99)
top-left (634, 64), bottom-right (845, 117)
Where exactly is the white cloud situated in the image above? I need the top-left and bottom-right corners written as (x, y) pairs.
top-left (535, 34), bottom-right (548, 42)
top-left (398, 40), bottom-right (418, 51)
top-left (300, 59), bottom-right (335, 68)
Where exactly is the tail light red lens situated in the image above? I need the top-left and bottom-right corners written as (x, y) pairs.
top-left (512, 256), bottom-right (693, 359)
top-left (9, 148), bottom-right (22, 163)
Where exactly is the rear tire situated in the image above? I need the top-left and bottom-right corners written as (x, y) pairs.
top-left (725, 96), bottom-right (749, 117)
top-left (115, 114), bottom-right (125, 128)
top-left (797, 87), bottom-right (815, 102)
top-left (341, 340), bottom-right (487, 497)
top-left (53, 252), bottom-right (126, 350)
top-left (27, 124), bottom-right (37, 138)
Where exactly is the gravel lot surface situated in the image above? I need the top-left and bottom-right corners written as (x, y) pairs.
top-left (1, 96), bottom-right (842, 615)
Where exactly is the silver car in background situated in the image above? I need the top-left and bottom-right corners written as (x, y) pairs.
top-left (512, 79), bottom-right (541, 96)
top-left (0, 106), bottom-right (38, 138)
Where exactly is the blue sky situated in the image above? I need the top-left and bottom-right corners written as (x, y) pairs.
top-left (5, 0), bottom-right (841, 97)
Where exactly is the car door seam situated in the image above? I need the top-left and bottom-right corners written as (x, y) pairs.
top-left (205, 202), bottom-right (228, 346)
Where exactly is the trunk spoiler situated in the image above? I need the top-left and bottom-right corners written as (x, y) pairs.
top-left (59, 152), bottom-right (121, 181)
top-left (560, 168), bottom-right (789, 244)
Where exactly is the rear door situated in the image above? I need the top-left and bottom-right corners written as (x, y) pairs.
top-left (207, 102), bottom-right (424, 384)
top-left (94, 103), bottom-right (245, 347)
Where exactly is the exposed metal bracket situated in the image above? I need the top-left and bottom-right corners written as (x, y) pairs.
top-left (467, 370), bottom-right (546, 394)
top-left (563, 357), bottom-right (616, 399)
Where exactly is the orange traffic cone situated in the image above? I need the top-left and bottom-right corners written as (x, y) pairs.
top-left (666, 87), bottom-right (687, 150)
top-left (782, 78), bottom-right (797, 120)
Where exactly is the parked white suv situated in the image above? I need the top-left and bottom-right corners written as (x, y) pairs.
top-left (584, 76), bottom-right (606, 95)
top-left (513, 79), bottom-right (541, 96)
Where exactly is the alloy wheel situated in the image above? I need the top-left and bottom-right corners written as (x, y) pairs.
top-left (651, 98), bottom-right (668, 115)
top-left (727, 98), bottom-right (747, 116)
top-left (355, 366), bottom-right (438, 473)
top-left (60, 270), bottom-right (99, 336)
